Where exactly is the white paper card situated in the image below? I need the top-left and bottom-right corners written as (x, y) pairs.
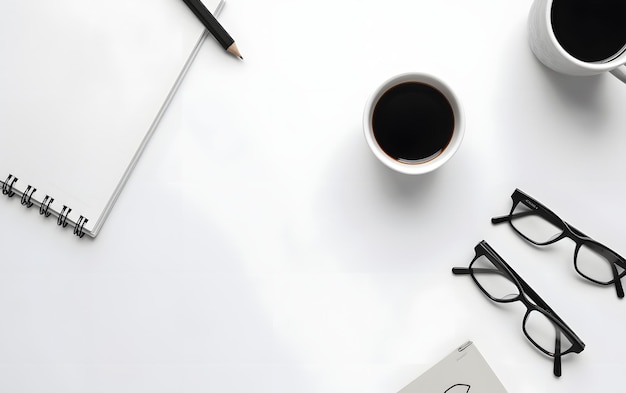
top-left (399, 341), bottom-right (508, 393)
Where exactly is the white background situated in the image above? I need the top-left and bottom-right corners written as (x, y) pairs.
top-left (2, 0), bottom-right (626, 392)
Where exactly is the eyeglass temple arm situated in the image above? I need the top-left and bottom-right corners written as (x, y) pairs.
top-left (491, 210), bottom-right (535, 224)
top-left (452, 267), bottom-right (509, 276)
top-left (452, 267), bottom-right (471, 274)
top-left (492, 210), bottom-right (564, 230)
top-left (609, 262), bottom-right (625, 298)
top-left (554, 332), bottom-right (562, 377)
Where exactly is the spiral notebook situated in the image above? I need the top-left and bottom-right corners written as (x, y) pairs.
top-left (0, 0), bottom-right (224, 237)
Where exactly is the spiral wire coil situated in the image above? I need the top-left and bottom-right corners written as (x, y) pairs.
top-left (2, 173), bottom-right (88, 237)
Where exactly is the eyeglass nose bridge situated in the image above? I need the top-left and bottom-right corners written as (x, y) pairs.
top-left (560, 221), bottom-right (592, 243)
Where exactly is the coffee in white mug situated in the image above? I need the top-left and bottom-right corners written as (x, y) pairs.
top-left (528, 0), bottom-right (626, 82)
top-left (551, 0), bottom-right (626, 63)
top-left (372, 81), bottom-right (454, 164)
top-left (363, 73), bottom-right (464, 175)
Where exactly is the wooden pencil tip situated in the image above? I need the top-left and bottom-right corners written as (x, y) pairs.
top-left (227, 43), bottom-right (243, 60)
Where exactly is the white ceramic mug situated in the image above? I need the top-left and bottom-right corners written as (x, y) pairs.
top-left (528, 0), bottom-right (626, 82)
top-left (363, 73), bottom-right (464, 175)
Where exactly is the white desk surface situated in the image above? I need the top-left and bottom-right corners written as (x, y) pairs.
top-left (2, 1), bottom-right (626, 392)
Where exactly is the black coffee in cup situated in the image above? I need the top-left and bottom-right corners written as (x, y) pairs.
top-left (551, 0), bottom-right (626, 63)
top-left (372, 82), bottom-right (454, 164)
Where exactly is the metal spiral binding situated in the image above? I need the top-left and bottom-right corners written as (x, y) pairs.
top-left (3, 173), bottom-right (89, 238)
top-left (74, 216), bottom-right (88, 238)
top-left (39, 195), bottom-right (54, 217)
top-left (2, 174), bottom-right (18, 197)
top-left (57, 205), bottom-right (72, 228)
top-left (20, 185), bottom-right (37, 208)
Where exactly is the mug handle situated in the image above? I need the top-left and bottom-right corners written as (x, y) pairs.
top-left (610, 66), bottom-right (626, 83)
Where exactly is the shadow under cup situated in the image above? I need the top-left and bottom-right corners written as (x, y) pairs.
top-left (363, 73), bottom-right (464, 175)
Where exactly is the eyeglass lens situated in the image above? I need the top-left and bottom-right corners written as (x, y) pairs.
top-left (470, 254), bottom-right (574, 356)
top-left (524, 310), bottom-right (574, 356)
top-left (510, 199), bottom-right (625, 285)
top-left (510, 201), bottom-right (563, 244)
top-left (471, 255), bottom-right (520, 301)
top-left (575, 242), bottom-right (626, 284)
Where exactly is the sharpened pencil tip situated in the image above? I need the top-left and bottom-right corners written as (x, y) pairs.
top-left (227, 43), bottom-right (243, 60)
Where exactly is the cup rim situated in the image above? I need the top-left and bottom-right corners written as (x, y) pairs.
top-left (544, 0), bottom-right (626, 71)
top-left (363, 72), bottom-right (464, 175)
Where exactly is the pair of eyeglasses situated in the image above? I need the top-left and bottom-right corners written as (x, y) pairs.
top-left (453, 241), bottom-right (585, 377)
top-left (492, 188), bottom-right (626, 298)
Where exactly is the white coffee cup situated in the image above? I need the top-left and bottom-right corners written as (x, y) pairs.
top-left (363, 72), bottom-right (464, 175)
top-left (528, 0), bottom-right (626, 82)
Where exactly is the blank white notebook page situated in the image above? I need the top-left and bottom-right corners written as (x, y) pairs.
top-left (0, 0), bottom-right (223, 237)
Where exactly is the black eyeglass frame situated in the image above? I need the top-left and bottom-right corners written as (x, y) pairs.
top-left (492, 188), bottom-right (626, 298)
top-left (452, 240), bottom-right (585, 377)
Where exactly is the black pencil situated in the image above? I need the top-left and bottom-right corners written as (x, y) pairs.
top-left (181, 0), bottom-right (242, 59)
